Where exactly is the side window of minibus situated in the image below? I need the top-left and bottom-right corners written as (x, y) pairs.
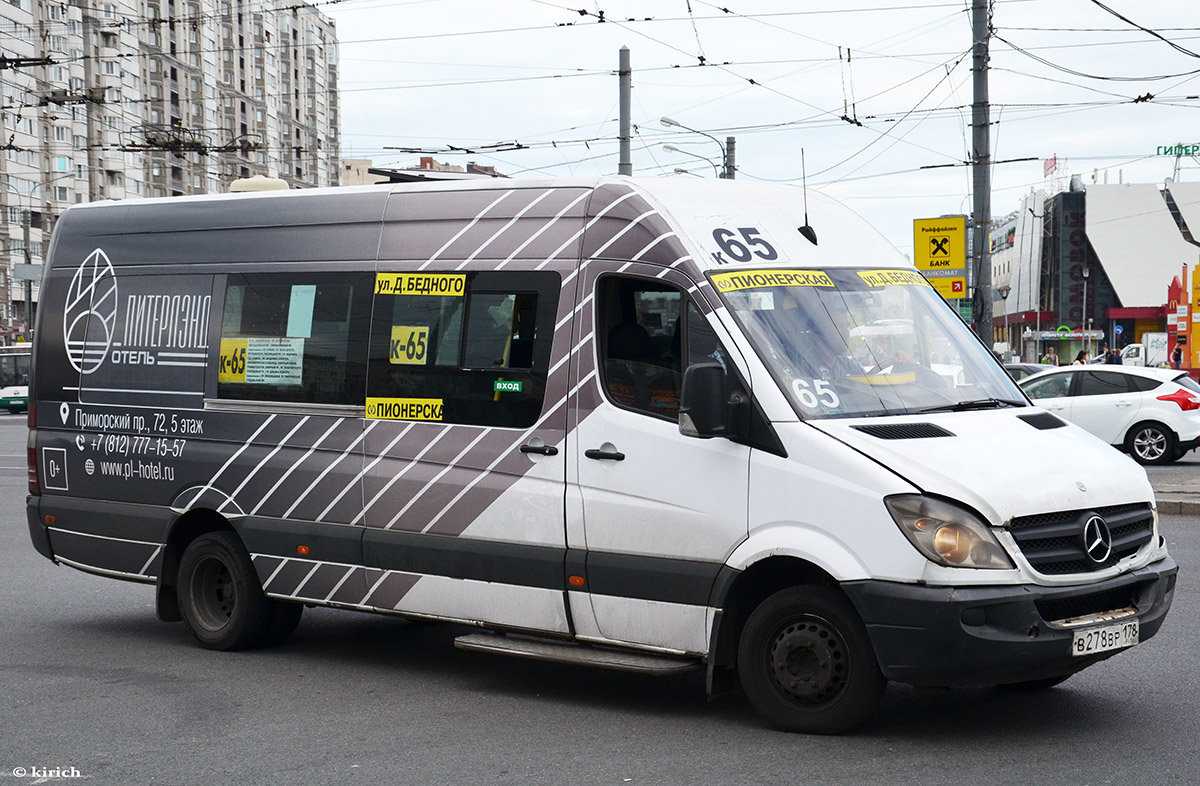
top-left (597, 275), bottom-right (723, 420)
top-left (366, 271), bottom-right (557, 428)
top-left (216, 273), bottom-right (373, 404)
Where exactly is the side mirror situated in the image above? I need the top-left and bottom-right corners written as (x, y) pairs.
top-left (679, 362), bottom-right (729, 438)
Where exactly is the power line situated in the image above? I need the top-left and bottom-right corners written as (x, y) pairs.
top-left (999, 26), bottom-right (1200, 34)
top-left (994, 34), bottom-right (1200, 82)
top-left (807, 50), bottom-right (969, 178)
top-left (1085, 0), bottom-right (1200, 60)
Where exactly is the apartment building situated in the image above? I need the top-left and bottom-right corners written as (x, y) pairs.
top-left (0, 0), bottom-right (339, 340)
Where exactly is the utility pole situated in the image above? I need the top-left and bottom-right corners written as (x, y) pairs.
top-left (725, 136), bottom-right (736, 179)
top-left (618, 47), bottom-right (632, 176)
top-left (77, 0), bottom-right (102, 201)
top-left (21, 207), bottom-right (31, 334)
top-left (971, 0), bottom-right (992, 345)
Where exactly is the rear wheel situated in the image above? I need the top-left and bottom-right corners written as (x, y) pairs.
top-left (1125, 421), bottom-right (1176, 465)
top-left (737, 586), bottom-right (885, 734)
top-left (178, 531), bottom-right (270, 650)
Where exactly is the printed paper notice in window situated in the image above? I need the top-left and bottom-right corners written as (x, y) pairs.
top-left (220, 337), bottom-right (304, 386)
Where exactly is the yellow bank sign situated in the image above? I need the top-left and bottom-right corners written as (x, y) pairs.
top-left (913, 216), bottom-right (967, 299)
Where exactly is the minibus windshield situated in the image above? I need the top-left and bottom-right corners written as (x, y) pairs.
top-left (711, 268), bottom-right (1025, 419)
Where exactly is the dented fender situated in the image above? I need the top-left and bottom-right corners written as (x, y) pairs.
top-left (724, 522), bottom-right (877, 582)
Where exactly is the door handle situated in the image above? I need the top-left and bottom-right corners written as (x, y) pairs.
top-left (520, 443), bottom-right (559, 456)
top-left (585, 448), bottom-right (626, 461)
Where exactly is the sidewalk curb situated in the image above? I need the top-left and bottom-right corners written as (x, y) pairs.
top-left (1153, 496), bottom-right (1200, 516)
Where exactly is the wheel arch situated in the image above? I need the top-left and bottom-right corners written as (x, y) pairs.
top-left (706, 555), bottom-right (845, 697)
top-left (1124, 419), bottom-right (1178, 465)
top-left (155, 508), bottom-right (238, 622)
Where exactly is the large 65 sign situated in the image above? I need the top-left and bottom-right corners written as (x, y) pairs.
top-left (711, 227), bottom-right (779, 265)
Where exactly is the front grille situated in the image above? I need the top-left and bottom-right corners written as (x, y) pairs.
top-left (1008, 503), bottom-right (1154, 575)
top-left (1034, 582), bottom-right (1146, 622)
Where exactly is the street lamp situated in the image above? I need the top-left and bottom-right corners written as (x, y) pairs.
top-left (997, 285), bottom-right (1011, 359)
top-left (662, 144), bottom-right (720, 178)
top-left (660, 117), bottom-right (731, 178)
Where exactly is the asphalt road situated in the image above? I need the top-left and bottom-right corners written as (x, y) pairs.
top-left (1146, 445), bottom-right (1200, 482)
top-left (1, 413), bottom-right (1196, 785)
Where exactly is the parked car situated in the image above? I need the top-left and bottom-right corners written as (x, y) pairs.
top-left (0, 384), bottom-right (27, 413)
top-left (1019, 365), bottom-right (1200, 464)
top-left (1004, 363), bottom-right (1048, 381)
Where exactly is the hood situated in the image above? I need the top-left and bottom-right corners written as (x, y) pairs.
top-left (809, 408), bottom-right (1154, 525)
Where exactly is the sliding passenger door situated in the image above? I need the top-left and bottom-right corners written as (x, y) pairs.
top-left (207, 271), bottom-right (376, 606)
top-left (360, 268), bottom-right (571, 633)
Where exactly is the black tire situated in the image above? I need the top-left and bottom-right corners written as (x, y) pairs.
top-left (1124, 421), bottom-right (1177, 465)
top-left (177, 531), bottom-right (270, 650)
top-left (737, 586), bottom-right (885, 734)
top-left (261, 601), bottom-right (303, 647)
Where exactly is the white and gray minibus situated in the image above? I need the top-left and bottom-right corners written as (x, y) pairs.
top-left (26, 177), bottom-right (1176, 733)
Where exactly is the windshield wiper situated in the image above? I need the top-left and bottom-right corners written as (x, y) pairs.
top-left (912, 398), bottom-right (1026, 414)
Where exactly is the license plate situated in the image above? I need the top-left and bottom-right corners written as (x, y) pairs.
top-left (1071, 619), bottom-right (1139, 657)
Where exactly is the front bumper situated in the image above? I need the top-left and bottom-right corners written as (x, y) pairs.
top-left (841, 557), bottom-right (1177, 687)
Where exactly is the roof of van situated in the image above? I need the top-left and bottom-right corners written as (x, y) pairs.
top-left (48, 176), bottom-right (906, 280)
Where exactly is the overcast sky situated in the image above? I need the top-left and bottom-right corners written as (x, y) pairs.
top-left (324, 0), bottom-right (1200, 254)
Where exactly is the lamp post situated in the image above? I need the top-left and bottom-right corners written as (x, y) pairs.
top-left (3, 182), bottom-right (32, 343)
top-left (1081, 266), bottom-right (1090, 358)
top-left (660, 117), bottom-right (733, 178)
top-left (662, 144), bottom-right (720, 178)
top-left (997, 285), bottom-right (1011, 359)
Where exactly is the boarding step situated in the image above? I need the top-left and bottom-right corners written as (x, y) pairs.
top-left (454, 632), bottom-right (701, 676)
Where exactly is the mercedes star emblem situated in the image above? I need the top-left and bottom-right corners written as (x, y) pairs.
top-left (1082, 515), bottom-right (1113, 564)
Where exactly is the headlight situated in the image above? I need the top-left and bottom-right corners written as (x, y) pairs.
top-left (885, 495), bottom-right (1014, 570)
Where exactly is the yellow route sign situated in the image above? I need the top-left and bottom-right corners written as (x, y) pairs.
top-left (218, 338), bottom-right (248, 383)
top-left (390, 325), bottom-right (429, 365)
top-left (913, 216), bottom-right (967, 299)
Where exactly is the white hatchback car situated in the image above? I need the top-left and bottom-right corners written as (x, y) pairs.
top-left (1019, 365), bottom-right (1200, 464)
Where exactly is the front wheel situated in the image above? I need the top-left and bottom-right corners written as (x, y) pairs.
top-left (737, 586), bottom-right (885, 734)
top-left (178, 531), bottom-right (271, 650)
top-left (1125, 421), bottom-right (1177, 465)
